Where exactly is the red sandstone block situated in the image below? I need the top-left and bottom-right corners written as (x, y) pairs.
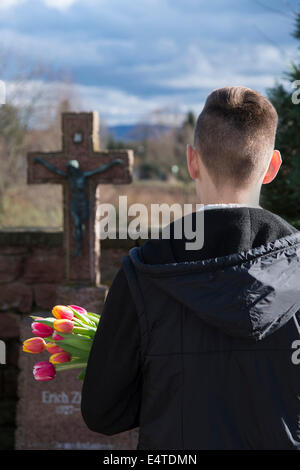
top-left (0, 256), bottom-right (22, 283)
top-left (31, 247), bottom-right (63, 257)
top-left (0, 283), bottom-right (33, 313)
top-left (0, 247), bottom-right (28, 256)
top-left (34, 284), bottom-right (58, 309)
top-left (56, 285), bottom-right (107, 314)
top-left (0, 313), bottom-right (20, 339)
top-left (24, 255), bottom-right (64, 283)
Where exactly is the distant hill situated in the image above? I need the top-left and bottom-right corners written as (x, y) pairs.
top-left (108, 123), bottom-right (174, 142)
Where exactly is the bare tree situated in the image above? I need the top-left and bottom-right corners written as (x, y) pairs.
top-left (0, 49), bottom-right (79, 225)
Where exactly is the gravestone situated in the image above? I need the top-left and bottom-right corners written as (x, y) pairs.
top-left (16, 112), bottom-right (138, 449)
top-left (16, 319), bottom-right (139, 450)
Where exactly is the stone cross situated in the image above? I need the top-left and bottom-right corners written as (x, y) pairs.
top-left (27, 112), bottom-right (134, 286)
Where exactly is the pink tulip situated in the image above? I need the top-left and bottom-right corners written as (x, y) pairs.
top-left (49, 351), bottom-right (71, 364)
top-left (45, 343), bottom-right (64, 354)
top-left (52, 331), bottom-right (64, 341)
top-left (52, 305), bottom-right (74, 321)
top-left (23, 337), bottom-right (45, 354)
top-left (68, 305), bottom-right (87, 316)
top-left (33, 361), bottom-right (56, 381)
top-left (53, 319), bottom-right (74, 334)
top-left (32, 322), bottom-right (53, 338)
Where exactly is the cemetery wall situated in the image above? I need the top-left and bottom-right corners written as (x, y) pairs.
top-left (0, 229), bottom-right (139, 450)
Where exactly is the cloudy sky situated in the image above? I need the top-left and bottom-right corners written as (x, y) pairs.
top-left (0, 0), bottom-right (299, 125)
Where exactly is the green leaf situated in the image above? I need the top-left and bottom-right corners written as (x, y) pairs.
top-left (51, 337), bottom-right (91, 353)
top-left (87, 312), bottom-right (101, 324)
top-left (68, 306), bottom-right (96, 328)
top-left (30, 316), bottom-right (55, 327)
top-left (73, 326), bottom-right (95, 338)
top-left (46, 339), bottom-right (90, 358)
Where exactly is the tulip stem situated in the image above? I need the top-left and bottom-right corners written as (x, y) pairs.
top-left (87, 312), bottom-right (100, 324)
top-left (55, 362), bottom-right (87, 372)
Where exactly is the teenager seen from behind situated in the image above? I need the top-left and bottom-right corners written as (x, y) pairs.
top-left (82, 86), bottom-right (300, 450)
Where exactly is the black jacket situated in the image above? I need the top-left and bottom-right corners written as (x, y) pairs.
top-left (81, 207), bottom-right (300, 449)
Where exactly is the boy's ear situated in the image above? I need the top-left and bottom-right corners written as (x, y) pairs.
top-left (262, 150), bottom-right (282, 185)
top-left (186, 144), bottom-right (199, 180)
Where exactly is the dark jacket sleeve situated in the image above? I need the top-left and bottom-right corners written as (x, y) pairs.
top-left (81, 267), bottom-right (142, 435)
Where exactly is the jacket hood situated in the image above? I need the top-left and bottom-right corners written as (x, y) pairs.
top-left (128, 231), bottom-right (300, 341)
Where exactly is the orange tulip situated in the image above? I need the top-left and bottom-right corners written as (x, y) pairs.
top-left (52, 305), bottom-right (74, 321)
top-left (45, 343), bottom-right (64, 354)
top-left (53, 319), bottom-right (74, 334)
top-left (23, 337), bottom-right (46, 354)
top-left (49, 351), bottom-right (71, 364)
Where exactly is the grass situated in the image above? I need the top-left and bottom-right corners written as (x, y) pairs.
top-left (0, 180), bottom-right (197, 228)
top-left (1, 185), bottom-right (63, 228)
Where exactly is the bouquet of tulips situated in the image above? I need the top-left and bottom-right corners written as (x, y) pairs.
top-left (22, 305), bottom-right (100, 382)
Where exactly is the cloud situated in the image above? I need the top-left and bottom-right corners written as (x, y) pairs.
top-left (0, 0), bottom-right (24, 8)
top-left (0, 0), bottom-right (297, 124)
top-left (5, 78), bottom-right (200, 126)
top-left (44, 0), bottom-right (78, 10)
top-left (0, 0), bottom-right (78, 10)
top-left (158, 43), bottom-right (293, 92)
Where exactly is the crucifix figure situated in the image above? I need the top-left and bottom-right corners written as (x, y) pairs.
top-left (27, 112), bottom-right (134, 286)
top-left (34, 157), bottom-right (123, 257)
